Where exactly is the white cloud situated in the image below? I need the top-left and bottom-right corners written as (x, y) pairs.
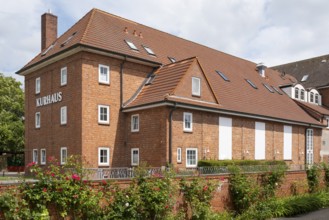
top-left (1, 0), bottom-right (329, 84)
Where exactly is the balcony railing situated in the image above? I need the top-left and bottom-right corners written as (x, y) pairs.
top-left (83, 164), bottom-right (307, 180)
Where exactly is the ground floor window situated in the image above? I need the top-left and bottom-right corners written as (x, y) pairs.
top-left (131, 148), bottom-right (139, 166)
top-left (40, 149), bottom-right (46, 165)
top-left (32, 149), bottom-right (38, 163)
top-left (61, 147), bottom-right (67, 165)
top-left (177, 147), bottom-right (182, 163)
top-left (306, 129), bottom-right (314, 165)
top-left (98, 147), bottom-right (110, 166)
top-left (186, 148), bottom-right (198, 167)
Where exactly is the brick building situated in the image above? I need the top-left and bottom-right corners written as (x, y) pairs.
top-left (17, 9), bottom-right (324, 168)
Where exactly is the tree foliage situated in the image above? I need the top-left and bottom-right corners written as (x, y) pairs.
top-left (0, 73), bottom-right (24, 152)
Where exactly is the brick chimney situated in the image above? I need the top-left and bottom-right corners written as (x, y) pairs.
top-left (41, 11), bottom-right (57, 51)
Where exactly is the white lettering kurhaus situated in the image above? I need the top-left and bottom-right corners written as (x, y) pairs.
top-left (36, 92), bottom-right (62, 107)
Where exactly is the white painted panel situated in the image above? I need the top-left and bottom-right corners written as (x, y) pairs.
top-left (284, 125), bottom-right (292, 160)
top-left (255, 122), bottom-right (266, 160)
top-left (219, 117), bottom-right (232, 160)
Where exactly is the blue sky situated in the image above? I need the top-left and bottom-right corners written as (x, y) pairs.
top-left (1, 0), bottom-right (329, 84)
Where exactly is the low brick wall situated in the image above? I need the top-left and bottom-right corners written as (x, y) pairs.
top-left (0, 170), bottom-right (326, 213)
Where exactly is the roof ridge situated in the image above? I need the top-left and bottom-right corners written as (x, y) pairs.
top-left (80, 9), bottom-right (97, 44)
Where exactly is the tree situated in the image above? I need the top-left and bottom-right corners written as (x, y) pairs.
top-left (0, 73), bottom-right (24, 153)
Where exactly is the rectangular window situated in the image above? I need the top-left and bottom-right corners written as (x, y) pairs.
top-left (301, 89), bottom-right (305, 100)
top-left (125, 40), bottom-right (139, 51)
top-left (98, 147), bottom-right (110, 166)
top-left (32, 149), bottom-right (38, 164)
top-left (35, 77), bottom-right (40, 94)
top-left (131, 114), bottom-right (139, 132)
top-left (255, 122), bottom-right (266, 160)
top-left (143, 45), bottom-right (156, 56)
top-left (177, 148), bottom-right (182, 163)
top-left (131, 148), bottom-right (139, 166)
top-left (40, 149), bottom-right (46, 165)
top-left (310, 92), bottom-right (314, 102)
top-left (283, 125), bottom-right (292, 160)
top-left (219, 117), bottom-right (232, 160)
top-left (183, 112), bottom-right (193, 132)
top-left (61, 147), bottom-right (67, 165)
top-left (98, 105), bottom-right (110, 124)
top-left (306, 129), bottom-right (314, 165)
top-left (192, 77), bottom-right (201, 96)
top-left (61, 67), bottom-right (67, 86)
top-left (35, 112), bottom-right (41, 128)
top-left (327, 118), bottom-right (329, 128)
top-left (60, 106), bottom-right (67, 125)
top-left (98, 64), bottom-right (110, 84)
top-left (315, 94), bottom-right (319, 104)
top-left (186, 148), bottom-right (198, 168)
top-left (295, 88), bottom-right (299, 99)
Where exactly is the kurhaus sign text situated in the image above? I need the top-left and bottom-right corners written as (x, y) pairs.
top-left (36, 92), bottom-right (62, 107)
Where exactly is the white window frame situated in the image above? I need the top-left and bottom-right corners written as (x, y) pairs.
top-left (192, 77), bottom-right (201, 96)
top-left (35, 77), bottom-right (40, 94)
top-left (131, 148), bottom-right (139, 166)
top-left (98, 147), bottom-right (110, 166)
top-left (98, 105), bottom-right (110, 124)
top-left (306, 129), bottom-right (314, 165)
top-left (60, 147), bottom-right (67, 165)
top-left (219, 117), bottom-right (232, 160)
top-left (301, 89), bottom-right (305, 101)
top-left (32, 149), bottom-right (38, 164)
top-left (61, 67), bottom-right (67, 86)
top-left (131, 114), bottom-right (139, 132)
top-left (183, 112), bottom-right (193, 132)
top-left (294, 87), bottom-right (299, 99)
top-left (255, 122), bottom-right (266, 160)
top-left (40, 149), bottom-right (46, 165)
top-left (177, 147), bottom-right (182, 163)
top-left (60, 106), bottom-right (67, 125)
top-left (283, 125), bottom-right (292, 160)
top-left (98, 64), bottom-right (110, 84)
top-left (35, 112), bottom-right (41, 128)
top-left (186, 148), bottom-right (198, 168)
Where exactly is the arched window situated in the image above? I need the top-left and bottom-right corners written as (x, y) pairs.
top-left (301, 89), bottom-right (305, 100)
top-left (295, 87), bottom-right (299, 99)
top-left (315, 94), bottom-right (319, 104)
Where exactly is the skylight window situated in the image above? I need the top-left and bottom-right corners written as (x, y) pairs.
top-left (41, 43), bottom-right (56, 56)
top-left (125, 40), bottom-right (138, 51)
top-left (301, 74), bottom-right (309, 82)
top-left (246, 79), bottom-right (258, 89)
top-left (145, 74), bottom-right (156, 85)
top-left (61, 32), bottom-right (77, 47)
top-left (143, 45), bottom-right (155, 56)
top-left (168, 57), bottom-right (176, 63)
top-left (216, 70), bottom-right (230, 82)
top-left (272, 86), bottom-right (283, 95)
top-left (263, 83), bottom-right (274, 93)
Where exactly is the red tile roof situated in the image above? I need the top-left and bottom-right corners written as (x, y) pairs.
top-left (18, 9), bottom-right (323, 126)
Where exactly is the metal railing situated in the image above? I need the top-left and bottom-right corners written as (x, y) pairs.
top-left (83, 164), bottom-right (307, 180)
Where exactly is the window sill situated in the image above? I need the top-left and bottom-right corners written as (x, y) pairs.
top-left (98, 82), bottom-right (110, 85)
top-left (131, 130), bottom-right (139, 133)
top-left (192, 94), bottom-right (201, 98)
top-left (183, 130), bottom-right (193, 133)
top-left (60, 84), bottom-right (67, 87)
top-left (98, 122), bottom-right (110, 126)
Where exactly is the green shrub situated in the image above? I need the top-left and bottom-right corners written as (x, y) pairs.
top-left (259, 166), bottom-right (286, 199)
top-left (322, 163), bottom-right (329, 188)
top-left (198, 159), bottom-right (286, 167)
top-left (306, 165), bottom-right (321, 193)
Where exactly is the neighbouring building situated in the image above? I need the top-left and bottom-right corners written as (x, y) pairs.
top-left (273, 55), bottom-right (329, 162)
top-left (17, 9), bottom-right (324, 168)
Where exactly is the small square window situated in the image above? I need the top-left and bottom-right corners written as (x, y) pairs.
top-left (246, 79), bottom-right (258, 89)
top-left (125, 40), bottom-right (139, 51)
top-left (168, 57), bottom-right (176, 63)
top-left (35, 77), bottom-right (40, 94)
top-left (177, 148), bottom-right (182, 163)
top-left (192, 77), bottom-right (201, 96)
top-left (32, 149), bottom-right (38, 164)
top-left (98, 105), bottom-right (110, 124)
top-left (99, 64), bottom-right (110, 84)
top-left (216, 70), bottom-right (230, 81)
top-left (35, 112), bottom-right (41, 128)
top-left (143, 45), bottom-right (156, 56)
top-left (183, 112), bottom-right (193, 132)
top-left (186, 148), bottom-right (198, 167)
top-left (60, 106), bottom-right (67, 125)
top-left (131, 114), bottom-right (139, 132)
top-left (61, 67), bottom-right (67, 86)
top-left (40, 149), bottom-right (46, 165)
top-left (98, 147), bottom-right (110, 166)
top-left (61, 147), bottom-right (67, 165)
top-left (131, 148), bottom-right (139, 166)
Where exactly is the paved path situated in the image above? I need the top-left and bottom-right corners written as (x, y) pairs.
top-left (274, 208), bottom-right (329, 220)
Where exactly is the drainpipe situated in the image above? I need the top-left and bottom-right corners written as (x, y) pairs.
top-left (168, 102), bottom-right (177, 165)
top-left (120, 56), bottom-right (127, 109)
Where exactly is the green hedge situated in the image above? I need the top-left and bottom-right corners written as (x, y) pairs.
top-left (198, 159), bottom-right (286, 167)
